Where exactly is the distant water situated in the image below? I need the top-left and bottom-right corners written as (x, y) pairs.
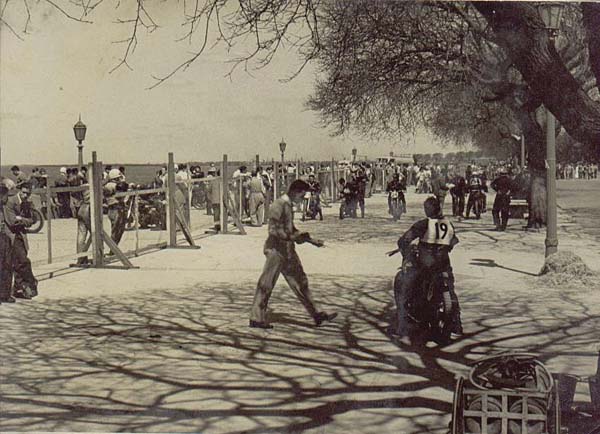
top-left (0, 160), bottom-right (256, 185)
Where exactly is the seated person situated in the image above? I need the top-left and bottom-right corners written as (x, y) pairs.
top-left (394, 197), bottom-right (462, 337)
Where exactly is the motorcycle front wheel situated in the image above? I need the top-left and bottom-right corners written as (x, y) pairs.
top-left (26, 209), bottom-right (44, 234)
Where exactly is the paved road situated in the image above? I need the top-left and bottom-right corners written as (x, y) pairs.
top-left (1, 190), bottom-right (599, 433)
top-left (557, 179), bottom-right (600, 241)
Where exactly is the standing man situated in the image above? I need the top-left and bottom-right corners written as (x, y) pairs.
top-left (55, 167), bottom-right (72, 218)
top-left (0, 185), bottom-right (15, 303)
top-left (450, 173), bottom-right (467, 218)
top-left (491, 168), bottom-right (514, 231)
top-left (76, 185), bottom-right (92, 264)
top-left (104, 168), bottom-right (128, 245)
top-left (206, 166), bottom-right (221, 232)
top-left (4, 183), bottom-right (38, 299)
top-left (248, 170), bottom-right (266, 227)
top-left (431, 171), bottom-right (450, 211)
top-left (10, 166), bottom-right (29, 189)
top-left (250, 180), bottom-right (337, 329)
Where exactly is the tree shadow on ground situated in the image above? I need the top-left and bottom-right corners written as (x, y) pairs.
top-left (1, 271), bottom-right (599, 433)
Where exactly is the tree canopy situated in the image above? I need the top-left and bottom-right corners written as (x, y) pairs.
top-left (2, 0), bottom-right (599, 158)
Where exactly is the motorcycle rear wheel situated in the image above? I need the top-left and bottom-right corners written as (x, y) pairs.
top-left (26, 209), bottom-right (44, 234)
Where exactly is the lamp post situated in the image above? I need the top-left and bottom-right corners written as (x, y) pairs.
top-left (538, 3), bottom-right (564, 257)
top-left (352, 147), bottom-right (357, 163)
top-left (73, 115), bottom-right (87, 168)
top-left (279, 138), bottom-right (287, 191)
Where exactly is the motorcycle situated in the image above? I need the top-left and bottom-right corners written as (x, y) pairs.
top-left (302, 191), bottom-right (322, 221)
top-left (388, 247), bottom-right (453, 345)
top-left (20, 197), bottom-right (44, 234)
top-left (467, 190), bottom-right (484, 219)
top-left (389, 190), bottom-right (404, 221)
top-left (126, 193), bottom-right (167, 231)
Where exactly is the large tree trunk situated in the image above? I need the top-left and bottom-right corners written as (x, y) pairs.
top-left (519, 107), bottom-right (547, 228)
top-left (472, 2), bottom-right (600, 149)
top-left (513, 98), bottom-right (547, 228)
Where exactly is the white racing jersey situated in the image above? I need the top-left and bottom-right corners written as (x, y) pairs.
top-left (422, 217), bottom-right (455, 246)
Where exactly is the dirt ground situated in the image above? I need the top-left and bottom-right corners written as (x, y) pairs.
top-left (1, 187), bottom-right (599, 433)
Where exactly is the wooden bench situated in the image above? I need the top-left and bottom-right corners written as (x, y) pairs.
top-left (509, 198), bottom-right (528, 219)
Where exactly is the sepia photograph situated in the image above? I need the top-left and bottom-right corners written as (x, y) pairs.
top-left (1, 1), bottom-right (599, 433)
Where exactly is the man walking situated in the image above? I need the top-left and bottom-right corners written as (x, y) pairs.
top-left (250, 180), bottom-right (337, 329)
top-left (491, 168), bottom-right (514, 231)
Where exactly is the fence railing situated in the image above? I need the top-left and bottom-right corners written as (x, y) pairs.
top-left (22, 153), bottom-right (367, 277)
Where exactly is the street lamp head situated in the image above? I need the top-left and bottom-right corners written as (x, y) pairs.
top-left (352, 147), bottom-right (357, 157)
top-left (73, 114), bottom-right (87, 143)
top-left (537, 3), bottom-right (564, 36)
top-left (279, 138), bottom-right (287, 154)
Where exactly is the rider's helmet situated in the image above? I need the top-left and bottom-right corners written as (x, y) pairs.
top-left (424, 196), bottom-right (441, 218)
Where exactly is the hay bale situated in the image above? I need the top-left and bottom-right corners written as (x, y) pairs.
top-left (539, 251), bottom-right (598, 287)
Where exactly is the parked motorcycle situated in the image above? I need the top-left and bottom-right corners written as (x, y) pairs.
top-left (302, 191), bottom-right (322, 221)
top-left (20, 197), bottom-right (44, 234)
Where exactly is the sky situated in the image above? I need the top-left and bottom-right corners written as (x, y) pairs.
top-left (0, 1), bottom-right (468, 166)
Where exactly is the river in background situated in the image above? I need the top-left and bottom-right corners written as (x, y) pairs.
top-left (1, 160), bottom-right (275, 185)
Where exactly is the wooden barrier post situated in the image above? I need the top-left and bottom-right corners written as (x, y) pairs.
top-left (221, 154), bottom-right (228, 234)
top-left (187, 167), bottom-right (192, 229)
top-left (238, 176), bottom-right (243, 218)
top-left (88, 152), bottom-right (104, 267)
top-left (330, 158), bottom-right (336, 203)
top-left (255, 154), bottom-right (260, 171)
top-left (46, 184), bottom-right (53, 264)
top-left (273, 160), bottom-right (279, 198)
top-left (134, 194), bottom-right (140, 256)
top-left (166, 152), bottom-right (177, 247)
top-left (296, 158), bottom-right (300, 179)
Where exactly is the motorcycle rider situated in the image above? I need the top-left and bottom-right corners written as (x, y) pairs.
top-left (355, 168), bottom-right (368, 218)
top-left (393, 197), bottom-right (462, 339)
top-left (386, 173), bottom-right (406, 215)
top-left (338, 178), bottom-right (352, 220)
top-left (305, 174), bottom-right (323, 221)
top-left (491, 167), bottom-right (514, 231)
top-left (465, 171), bottom-right (487, 219)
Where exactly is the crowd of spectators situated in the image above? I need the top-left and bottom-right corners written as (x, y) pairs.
top-left (557, 162), bottom-right (598, 179)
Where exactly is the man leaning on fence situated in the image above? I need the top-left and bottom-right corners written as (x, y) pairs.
top-left (76, 186), bottom-right (92, 265)
top-left (104, 168), bottom-right (128, 246)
